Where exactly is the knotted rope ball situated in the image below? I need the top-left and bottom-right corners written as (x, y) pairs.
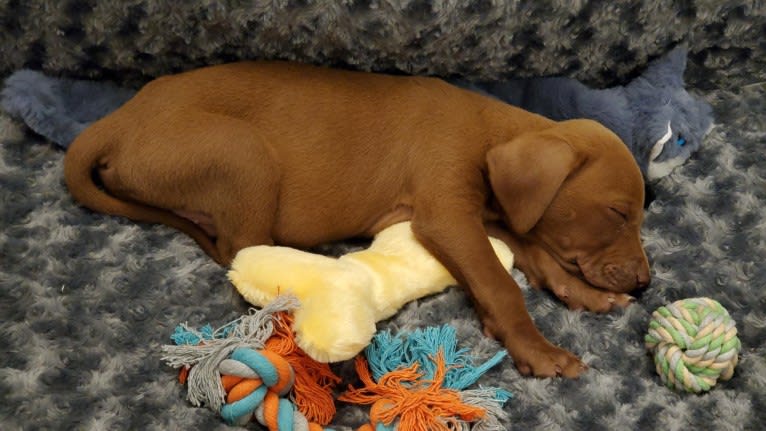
top-left (218, 348), bottom-right (313, 429)
top-left (163, 297), bottom-right (339, 431)
top-left (645, 297), bottom-right (741, 393)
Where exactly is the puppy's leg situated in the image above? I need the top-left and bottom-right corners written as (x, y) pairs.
top-left (486, 224), bottom-right (634, 312)
top-left (211, 156), bottom-right (280, 265)
top-left (412, 192), bottom-right (585, 378)
top-left (121, 112), bottom-right (281, 265)
top-left (200, 121), bottom-right (281, 266)
top-left (527, 256), bottom-right (635, 312)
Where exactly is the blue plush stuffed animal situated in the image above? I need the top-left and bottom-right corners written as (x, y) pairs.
top-left (455, 46), bottom-right (714, 181)
top-left (1, 70), bottom-right (135, 148)
top-left (2, 46), bottom-right (712, 183)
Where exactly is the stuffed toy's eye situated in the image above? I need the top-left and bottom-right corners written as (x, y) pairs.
top-left (676, 135), bottom-right (686, 146)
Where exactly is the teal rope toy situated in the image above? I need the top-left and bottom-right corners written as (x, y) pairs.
top-left (645, 297), bottom-right (741, 393)
top-left (339, 325), bottom-right (513, 430)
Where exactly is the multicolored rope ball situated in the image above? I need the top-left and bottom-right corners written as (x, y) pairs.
top-left (645, 297), bottom-right (741, 393)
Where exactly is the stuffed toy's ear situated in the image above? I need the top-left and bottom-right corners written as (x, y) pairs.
top-left (487, 134), bottom-right (582, 234)
top-left (642, 45), bottom-right (688, 88)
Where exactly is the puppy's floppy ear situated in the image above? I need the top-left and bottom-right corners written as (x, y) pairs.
top-left (487, 134), bottom-right (583, 234)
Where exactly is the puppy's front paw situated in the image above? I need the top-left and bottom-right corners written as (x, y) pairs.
top-left (484, 316), bottom-right (586, 378)
top-left (512, 341), bottom-right (586, 379)
top-left (553, 281), bottom-right (636, 313)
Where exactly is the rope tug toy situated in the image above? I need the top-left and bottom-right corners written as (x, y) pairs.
top-left (161, 296), bottom-right (341, 430)
top-left (645, 297), bottom-right (741, 393)
top-left (162, 296), bottom-right (513, 429)
top-left (340, 325), bottom-right (513, 430)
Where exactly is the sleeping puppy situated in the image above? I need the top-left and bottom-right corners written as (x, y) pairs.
top-left (64, 61), bottom-right (650, 378)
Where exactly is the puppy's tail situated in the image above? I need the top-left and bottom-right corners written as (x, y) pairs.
top-left (63, 120), bottom-right (222, 264)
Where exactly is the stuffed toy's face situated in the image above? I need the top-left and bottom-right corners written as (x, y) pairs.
top-left (627, 47), bottom-right (714, 180)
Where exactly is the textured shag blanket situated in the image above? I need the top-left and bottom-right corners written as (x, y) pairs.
top-left (1, 1), bottom-right (766, 430)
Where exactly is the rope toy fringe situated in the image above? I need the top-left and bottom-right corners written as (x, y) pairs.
top-left (161, 295), bottom-right (341, 430)
top-left (162, 298), bottom-right (512, 429)
top-left (339, 325), bottom-right (512, 430)
top-left (645, 297), bottom-right (741, 393)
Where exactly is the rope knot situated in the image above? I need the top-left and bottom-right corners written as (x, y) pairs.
top-left (218, 348), bottom-right (301, 427)
top-left (162, 296), bottom-right (339, 431)
top-left (645, 297), bottom-right (741, 393)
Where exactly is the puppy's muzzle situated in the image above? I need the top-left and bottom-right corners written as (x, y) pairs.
top-left (603, 259), bottom-right (651, 293)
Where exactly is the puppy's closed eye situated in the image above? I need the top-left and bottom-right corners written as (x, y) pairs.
top-left (608, 207), bottom-right (628, 221)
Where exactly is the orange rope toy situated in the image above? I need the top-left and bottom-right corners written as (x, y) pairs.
top-left (339, 325), bottom-right (512, 431)
top-left (162, 296), bottom-right (341, 431)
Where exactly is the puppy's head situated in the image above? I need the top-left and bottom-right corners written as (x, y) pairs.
top-left (487, 119), bottom-right (650, 293)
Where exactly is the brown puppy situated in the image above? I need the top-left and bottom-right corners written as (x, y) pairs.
top-left (64, 61), bottom-right (650, 378)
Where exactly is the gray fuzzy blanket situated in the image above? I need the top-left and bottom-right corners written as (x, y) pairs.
top-left (1, 1), bottom-right (766, 430)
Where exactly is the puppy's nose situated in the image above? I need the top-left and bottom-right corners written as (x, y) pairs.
top-left (636, 267), bottom-right (651, 290)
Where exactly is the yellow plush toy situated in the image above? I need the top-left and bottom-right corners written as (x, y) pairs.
top-left (228, 222), bottom-right (513, 363)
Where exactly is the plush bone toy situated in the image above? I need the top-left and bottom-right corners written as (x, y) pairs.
top-left (227, 222), bottom-right (513, 363)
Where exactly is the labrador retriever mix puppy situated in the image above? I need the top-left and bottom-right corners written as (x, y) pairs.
top-left (64, 61), bottom-right (650, 378)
